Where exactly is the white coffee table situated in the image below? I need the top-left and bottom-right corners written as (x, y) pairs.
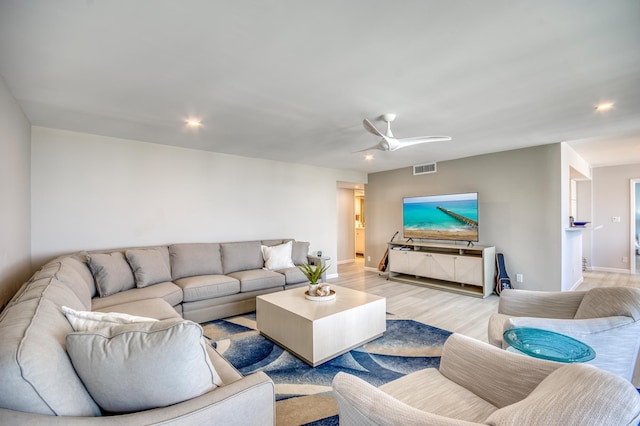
top-left (256, 285), bottom-right (386, 366)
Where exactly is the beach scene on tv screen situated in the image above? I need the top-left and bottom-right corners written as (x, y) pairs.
top-left (403, 193), bottom-right (478, 241)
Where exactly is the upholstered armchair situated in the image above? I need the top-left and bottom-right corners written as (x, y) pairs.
top-left (332, 333), bottom-right (640, 426)
top-left (488, 287), bottom-right (640, 382)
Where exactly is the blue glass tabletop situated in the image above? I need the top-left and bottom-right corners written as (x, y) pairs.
top-left (503, 328), bottom-right (595, 363)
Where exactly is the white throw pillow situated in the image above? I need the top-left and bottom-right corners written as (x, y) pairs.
top-left (62, 306), bottom-right (158, 332)
top-left (66, 319), bottom-right (221, 413)
top-left (261, 241), bottom-right (295, 270)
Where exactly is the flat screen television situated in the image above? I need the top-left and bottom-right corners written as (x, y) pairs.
top-left (403, 192), bottom-right (479, 242)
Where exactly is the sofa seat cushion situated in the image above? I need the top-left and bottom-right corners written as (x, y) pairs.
top-left (379, 368), bottom-right (498, 423)
top-left (227, 269), bottom-right (285, 292)
top-left (66, 319), bottom-right (220, 413)
top-left (175, 275), bottom-right (240, 302)
top-left (169, 243), bottom-right (223, 280)
top-left (94, 298), bottom-right (182, 320)
top-left (91, 281), bottom-right (182, 311)
top-left (278, 266), bottom-right (308, 285)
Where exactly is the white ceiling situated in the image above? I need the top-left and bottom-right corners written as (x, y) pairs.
top-left (1, 0), bottom-right (639, 174)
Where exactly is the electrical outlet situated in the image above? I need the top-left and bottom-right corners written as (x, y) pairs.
top-left (622, 256), bottom-right (629, 263)
top-left (367, 256), bottom-right (371, 262)
top-left (612, 216), bottom-right (621, 223)
top-left (516, 274), bottom-right (523, 283)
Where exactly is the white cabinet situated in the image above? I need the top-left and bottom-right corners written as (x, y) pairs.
top-left (387, 242), bottom-right (495, 298)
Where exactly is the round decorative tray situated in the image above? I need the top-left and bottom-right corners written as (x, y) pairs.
top-left (304, 289), bottom-right (336, 301)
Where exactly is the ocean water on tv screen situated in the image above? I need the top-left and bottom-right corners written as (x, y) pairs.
top-left (404, 199), bottom-right (478, 232)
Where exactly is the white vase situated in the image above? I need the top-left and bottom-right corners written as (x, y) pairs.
top-left (308, 283), bottom-right (319, 296)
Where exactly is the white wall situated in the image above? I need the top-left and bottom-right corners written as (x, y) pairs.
top-left (0, 75), bottom-right (31, 307)
top-left (31, 127), bottom-right (366, 278)
top-left (366, 144), bottom-right (563, 291)
top-left (591, 163), bottom-right (640, 272)
top-left (560, 143), bottom-right (592, 290)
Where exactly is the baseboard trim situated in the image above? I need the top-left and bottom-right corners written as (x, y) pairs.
top-left (337, 259), bottom-right (356, 265)
top-left (326, 272), bottom-right (339, 280)
top-left (590, 266), bottom-right (631, 274)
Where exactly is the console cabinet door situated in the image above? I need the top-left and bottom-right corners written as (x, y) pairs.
top-left (389, 250), bottom-right (411, 274)
top-left (430, 253), bottom-right (455, 281)
top-left (454, 256), bottom-right (484, 286)
top-left (412, 252), bottom-right (432, 277)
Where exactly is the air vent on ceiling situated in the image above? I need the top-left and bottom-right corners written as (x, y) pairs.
top-left (413, 162), bottom-right (437, 175)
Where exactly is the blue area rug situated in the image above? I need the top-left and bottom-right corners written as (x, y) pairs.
top-left (202, 312), bottom-right (451, 426)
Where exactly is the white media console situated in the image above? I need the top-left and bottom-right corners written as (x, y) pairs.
top-left (387, 241), bottom-right (496, 298)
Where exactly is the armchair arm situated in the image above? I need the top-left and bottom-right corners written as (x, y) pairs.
top-left (438, 334), bottom-right (562, 408)
top-left (0, 372), bottom-right (275, 426)
top-left (332, 372), bottom-right (481, 426)
top-left (498, 289), bottom-right (586, 318)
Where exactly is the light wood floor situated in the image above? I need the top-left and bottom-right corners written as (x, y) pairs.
top-left (330, 258), bottom-right (640, 344)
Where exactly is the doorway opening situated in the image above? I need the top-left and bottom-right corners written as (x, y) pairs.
top-left (631, 179), bottom-right (640, 275)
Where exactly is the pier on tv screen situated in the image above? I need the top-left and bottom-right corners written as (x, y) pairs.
top-left (403, 192), bottom-right (478, 242)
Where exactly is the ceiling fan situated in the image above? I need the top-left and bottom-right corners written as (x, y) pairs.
top-left (358, 113), bottom-right (451, 152)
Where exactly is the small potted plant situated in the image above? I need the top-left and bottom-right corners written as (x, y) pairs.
top-left (298, 262), bottom-right (330, 296)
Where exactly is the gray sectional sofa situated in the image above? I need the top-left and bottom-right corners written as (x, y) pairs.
top-left (0, 238), bottom-right (317, 424)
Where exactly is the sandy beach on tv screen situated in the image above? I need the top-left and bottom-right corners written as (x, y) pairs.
top-left (406, 229), bottom-right (478, 241)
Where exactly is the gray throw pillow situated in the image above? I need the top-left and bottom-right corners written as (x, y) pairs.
top-left (125, 248), bottom-right (172, 288)
top-left (292, 241), bottom-right (310, 265)
top-left (66, 319), bottom-right (221, 413)
top-left (87, 252), bottom-right (135, 297)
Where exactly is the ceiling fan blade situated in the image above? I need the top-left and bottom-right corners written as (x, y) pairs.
top-left (393, 136), bottom-right (451, 149)
top-left (398, 136), bottom-right (452, 144)
top-left (362, 119), bottom-right (385, 137)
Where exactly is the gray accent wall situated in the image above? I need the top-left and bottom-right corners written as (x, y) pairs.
top-left (0, 76), bottom-right (31, 308)
top-left (365, 144), bottom-right (564, 291)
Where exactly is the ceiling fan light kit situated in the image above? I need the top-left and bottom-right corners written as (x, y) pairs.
top-left (358, 113), bottom-right (451, 152)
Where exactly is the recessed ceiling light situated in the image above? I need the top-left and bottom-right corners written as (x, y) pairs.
top-left (364, 154), bottom-right (374, 161)
top-left (186, 118), bottom-right (202, 127)
top-left (595, 102), bottom-right (614, 111)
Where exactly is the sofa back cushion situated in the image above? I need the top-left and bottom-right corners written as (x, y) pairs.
top-left (169, 243), bottom-right (223, 279)
top-left (292, 241), bottom-right (310, 265)
top-left (125, 247), bottom-right (172, 288)
top-left (0, 276), bottom-right (102, 416)
top-left (221, 241), bottom-right (263, 274)
top-left (28, 255), bottom-right (95, 310)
